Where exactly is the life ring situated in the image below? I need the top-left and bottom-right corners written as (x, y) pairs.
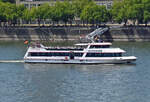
top-left (65, 56), bottom-right (68, 60)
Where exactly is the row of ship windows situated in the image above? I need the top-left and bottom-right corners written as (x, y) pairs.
top-left (86, 53), bottom-right (122, 57)
top-left (29, 52), bottom-right (122, 57)
top-left (89, 45), bottom-right (110, 48)
top-left (30, 52), bottom-right (83, 57)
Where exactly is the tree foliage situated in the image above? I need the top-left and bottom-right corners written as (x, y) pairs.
top-left (0, 0), bottom-right (149, 26)
top-left (111, 0), bottom-right (150, 25)
top-left (111, 0), bottom-right (128, 24)
top-left (80, 3), bottom-right (109, 24)
top-left (0, 2), bottom-right (18, 25)
top-left (72, 0), bottom-right (94, 17)
top-left (0, 0), bottom-right (15, 3)
top-left (22, 8), bottom-right (32, 23)
top-left (143, 0), bottom-right (150, 24)
top-left (0, 2), bottom-right (6, 22)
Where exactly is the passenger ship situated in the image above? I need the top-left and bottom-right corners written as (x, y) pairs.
top-left (24, 42), bottom-right (136, 64)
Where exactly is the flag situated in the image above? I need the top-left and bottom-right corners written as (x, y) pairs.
top-left (24, 40), bottom-right (29, 44)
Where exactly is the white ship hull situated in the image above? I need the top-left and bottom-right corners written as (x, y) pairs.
top-left (24, 56), bottom-right (136, 64)
top-left (24, 42), bottom-right (137, 64)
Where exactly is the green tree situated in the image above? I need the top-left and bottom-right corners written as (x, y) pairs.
top-left (0, 2), bottom-right (6, 25)
top-left (143, 0), bottom-right (150, 25)
top-left (50, 1), bottom-right (62, 24)
top-left (72, 0), bottom-right (94, 17)
top-left (80, 3), bottom-right (109, 25)
top-left (22, 8), bottom-right (32, 24)
top-left (111, 0), bottom-right (128, 24)
top-left (126, 0), bottom-right (144, 25)
top-left (29, 7), bottom-right (37, 23)
top-left (144, 11), bottom-right (150, 25)
top-left (3, 2), bottom-right (18, 26)
top-left (35, 3), bottom-right (50, 26)
top-left (60, 1), bottom-right (74, 24)
top-left (111, 0), bottom-right (148, 25)
top-left (16, 4), bottom-right (26, 25)
top-left (0, 0), bottom-right (15, 3)
top-left (49, 1), bottom-right (74, 25)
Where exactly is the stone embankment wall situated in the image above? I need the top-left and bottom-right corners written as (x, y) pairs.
top-left (0, 26), bottom-right (149, 41)
top-left (0, 27), bottom-right (92, 41)
top-left (101, 27), bottom-right (150, 41)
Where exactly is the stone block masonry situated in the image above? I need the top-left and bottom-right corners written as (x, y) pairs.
top-left (101, 27), bottom-right (150, 41)
top-left (0, 26), bottom-right (149, 42)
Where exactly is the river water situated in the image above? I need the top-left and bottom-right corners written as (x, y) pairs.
top-left (0, 41), bottom-right (150, 102)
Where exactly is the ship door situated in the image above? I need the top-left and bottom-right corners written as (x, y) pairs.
top-left (70, 52), bottom-right (74, 60)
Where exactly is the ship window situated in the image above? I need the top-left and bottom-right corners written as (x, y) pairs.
top-left (102, 45), bottom-right (110, 48)
top-left (115, 53), bottom-right (122, 57)
top-left (74, 53), bottom-right (83, 57)
top-left (103, 53), bottom-right (112, 57)
top-left (51, 52), bottom-right (69, 56)
top-left (30, 52), bottom-right (71, 57)
top-left (90, 45), bottom-right (110, 48)
top-left (30, 52), bottom-right (50, 56)
top-left (30, 52), bottom-right (122, 57)
top-left (30, 52), bottom-right (39, 56)
top-left (86, 53), bottom-right (98, 57)
top-left (86, 53), bottom-right (122, 57)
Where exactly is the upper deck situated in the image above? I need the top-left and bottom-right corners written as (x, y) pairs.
top-left (27, 42), bottom-right (125, 53)
top-left (29, 42), bottom-right (112, 51)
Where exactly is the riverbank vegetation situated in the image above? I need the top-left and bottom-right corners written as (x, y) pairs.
top-left (0, 0), bottom-right (149, 26)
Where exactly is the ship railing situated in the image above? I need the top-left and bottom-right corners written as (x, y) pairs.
top-left (86, 27), bottom-right (109, 42)
top-left (30, 42), bottom-right (45, 48)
